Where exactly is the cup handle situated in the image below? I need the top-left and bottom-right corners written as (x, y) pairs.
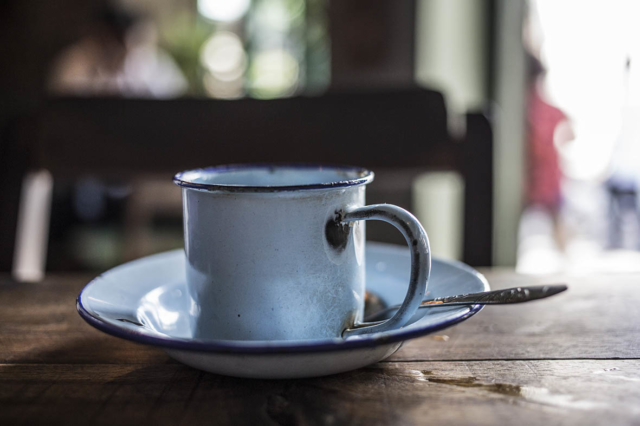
top-left (341, 204), bottom-right (431, 338)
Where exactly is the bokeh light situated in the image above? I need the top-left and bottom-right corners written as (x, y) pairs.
top-left (197, 0), bottom-right (251, 22)
top-left (253, 0), bottom-right (304, 32)
top-left (248, 49), bottom-right (299, 99)
top-left (203, 71), bottom-right (244, 99)
top-left (200, 31), bottom-right (246, 81)
top-left (200, 31), bottom-right (246, 98)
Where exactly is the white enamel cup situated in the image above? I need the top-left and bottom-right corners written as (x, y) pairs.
top-left (174, 164), bottom-right (431, 341)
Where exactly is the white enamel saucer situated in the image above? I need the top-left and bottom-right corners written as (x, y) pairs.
top-left (77, 242), bottom-right (489, 379)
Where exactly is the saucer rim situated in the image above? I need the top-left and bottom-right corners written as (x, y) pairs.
top-left (76, 244), bottom-right (488, 354)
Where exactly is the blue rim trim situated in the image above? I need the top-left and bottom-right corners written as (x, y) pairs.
top-left (173, 163), bottom-right (374, 192)
top-left (75, 247), bottom-right (489, 355)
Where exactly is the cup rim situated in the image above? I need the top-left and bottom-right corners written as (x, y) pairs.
top-left (173, 163), bottom-right (375, 192)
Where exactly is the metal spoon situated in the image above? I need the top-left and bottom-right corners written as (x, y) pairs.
top-left (363, 284), bottom-right (568, 322)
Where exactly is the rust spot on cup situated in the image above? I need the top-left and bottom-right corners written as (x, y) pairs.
top-left (325, 210), bottom-right (351, 252)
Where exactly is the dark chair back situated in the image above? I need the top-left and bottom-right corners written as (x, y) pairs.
top-left (0, 88), bottom-right (492, 271)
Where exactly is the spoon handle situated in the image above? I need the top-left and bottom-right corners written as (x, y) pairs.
top-left (421, 284), bottom-right (568, 306)
top-left (363, 284), bottom-right (567, 323)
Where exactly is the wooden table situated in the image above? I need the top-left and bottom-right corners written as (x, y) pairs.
top-left (1, 270), bottom-right (639, 425)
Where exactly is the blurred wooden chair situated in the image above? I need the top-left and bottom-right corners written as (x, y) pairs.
top-left (0, 88), bottom-right (493, 279)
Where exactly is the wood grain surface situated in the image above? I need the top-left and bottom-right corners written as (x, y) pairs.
top-left (1, 270), bottom-right (639, 425)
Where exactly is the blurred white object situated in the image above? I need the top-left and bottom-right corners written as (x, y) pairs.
top-left (516, 206), bottom-right (564, 275)
top-left (13, 170), bottom-right (53, 282)
top-left (517, 192), bottom-right (640, 275)
top-left (49, 20), bottom-right (186, 99)
top-left (198, 0), bottom-right (250, 22)
top-left (124, 45), bottom-right (187, 98)
top-left (123, 21), bottom-right (187, 98)
top-left (412, 171), bottom-right (464, 261)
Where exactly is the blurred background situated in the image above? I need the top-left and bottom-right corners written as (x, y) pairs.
top-left (1, 0), bottom-right (639, 281)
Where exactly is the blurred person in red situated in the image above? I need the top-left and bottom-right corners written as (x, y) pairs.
top-left (525, 52), bottom-right (574, 245)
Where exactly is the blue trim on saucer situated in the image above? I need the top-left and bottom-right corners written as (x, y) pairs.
top-left (76, 296), bottom-right (483, 354)
top-left (173, 163), bottom-right (374, 193)
top-left (76, 250), bottom-right (488, 355)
